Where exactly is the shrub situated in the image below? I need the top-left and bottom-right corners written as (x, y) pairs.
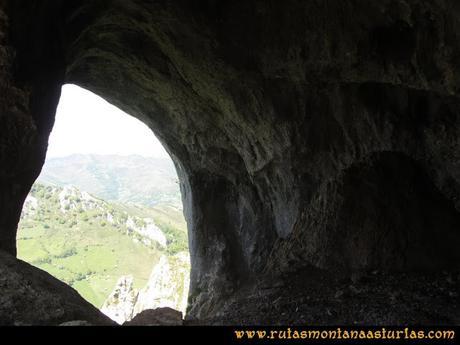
top-left (56, 247), bottom-right (77, 258)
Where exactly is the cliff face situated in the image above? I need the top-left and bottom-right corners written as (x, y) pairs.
top-left (134, 254), bottom-right (190, 317)
top-left (100, 276), bottom-right (138, 324)
top-left (101, 254), bottom-right (190, 324)
top-left (1, 0), bottom-right (460, 324)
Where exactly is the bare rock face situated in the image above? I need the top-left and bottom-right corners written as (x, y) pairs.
top-left (123, 307), bottom-right (183, 326)
top-left (101, 275), bottom-right (138, 324)
top-left (134, 254), bottom-right (190, 317)
top-left (59, 320), bottom-right (93, 326)
top-left (0, 250), bottom-right (114, 325)
top-left (101, 254), bottom-right (190, 324)
top-left (1, 0), bottom-right (460, 324)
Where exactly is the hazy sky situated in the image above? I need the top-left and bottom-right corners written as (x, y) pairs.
top-left (46, 84), bottom-right (170, 159)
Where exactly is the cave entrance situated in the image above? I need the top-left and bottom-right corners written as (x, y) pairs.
top-left (16, 84), bottom-right (190, 324)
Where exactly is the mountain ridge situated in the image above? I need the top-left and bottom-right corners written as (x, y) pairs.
top-left (38, 154), bottom-right (181, 208)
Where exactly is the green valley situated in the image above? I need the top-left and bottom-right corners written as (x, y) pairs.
top-left (17, 182), bottom-right (189, 310)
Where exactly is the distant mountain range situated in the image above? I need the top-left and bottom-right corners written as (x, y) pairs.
top-left (38, 154), bottom-right (182, 208)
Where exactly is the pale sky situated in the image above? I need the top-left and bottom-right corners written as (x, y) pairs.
top-left (46, 84), bottom-right (170, 159)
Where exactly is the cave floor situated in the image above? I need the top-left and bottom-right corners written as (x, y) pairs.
top-left (189, 267), bottom-right (460, 325)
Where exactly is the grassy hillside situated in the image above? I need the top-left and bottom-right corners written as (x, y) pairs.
top-left (17, 183), bottom-right (188, 308)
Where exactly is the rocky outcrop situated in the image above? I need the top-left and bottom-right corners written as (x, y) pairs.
top-left (123, 307), bottom-right (183, 326)
top-left (0, 250), bottom-right (114, 325)
top-left (2, 0), bottom-right (460, 324)
top-left (134, 254), bottom-right (189, 316)
top-left (101, 254), bottom-right (189, 324)
top-left (59, 320), bottom-right (93, 326)
top-left (100, 275), bottom-right (138, 324)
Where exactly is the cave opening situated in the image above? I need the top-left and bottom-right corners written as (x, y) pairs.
top-left (16, 84), bottom-right (190, 324)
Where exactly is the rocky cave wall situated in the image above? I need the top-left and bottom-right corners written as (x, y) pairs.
top-left (1, 0), bottom-right (460, 320)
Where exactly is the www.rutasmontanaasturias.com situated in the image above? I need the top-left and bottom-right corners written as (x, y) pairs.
top-left (233, 327), bottom-right (456, 341)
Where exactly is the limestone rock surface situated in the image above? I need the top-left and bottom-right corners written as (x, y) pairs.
top-left (123, 307), bottom-right (183, 326)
